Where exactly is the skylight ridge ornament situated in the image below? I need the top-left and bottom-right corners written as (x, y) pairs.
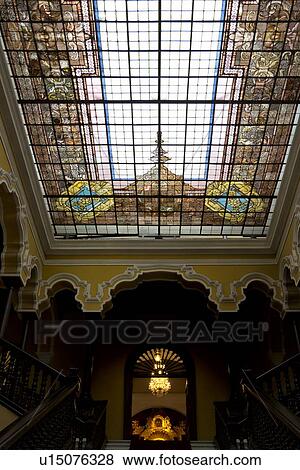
top-left (150, 131), bottom-right (171, 165)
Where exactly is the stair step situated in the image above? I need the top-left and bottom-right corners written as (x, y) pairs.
top-left (190, 441), bottom-right (217, 450)
top-left (104, 440), bottom-right (217, 450)
top-left (104, 440), bottom-right (131, 450)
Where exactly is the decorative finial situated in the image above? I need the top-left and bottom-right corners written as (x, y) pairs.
top-left (151, 131), bottom-right (170, 164)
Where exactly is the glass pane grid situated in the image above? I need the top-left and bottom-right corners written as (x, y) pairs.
top-left (0, 0), bottom-right (299, 239)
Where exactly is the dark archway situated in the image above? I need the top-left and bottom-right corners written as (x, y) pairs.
top-left (97, 276), bottom-right (220, 441)
top-left (37, 288), bottom-right (86, 375)
top-left (105, 277), bottom-right (217, 325)
top-left (124, 345), bottom-right (197, 441)
top-left (103, 271), bottom-right (218, 319)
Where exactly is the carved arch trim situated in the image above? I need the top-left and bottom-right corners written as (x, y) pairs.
top-left (229, 272), bottom-right (284, 314)
top-left (0, 168), bottom-right (31, 283)
top-left (98, 264), bottom-right (224, 317)
top-left (37, 272), bottom-right (102, 315)
top-left (280, 204), bottom-right (300, 287)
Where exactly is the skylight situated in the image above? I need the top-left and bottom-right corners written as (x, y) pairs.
top-left (0, 0), bottom-right (299, 238)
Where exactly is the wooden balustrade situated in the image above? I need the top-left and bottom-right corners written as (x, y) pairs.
top-left (245, 384), bottom-right (300, 449)
top-left (243, 354), bottom-right (300, 449)
top-left (256, 353), bottom-right (300, 415)
top-left (215, 354), bottom-right (300, 449)
top-left (0, 338), bottom-right (65, 413)
top-left (0, 380), bottom-right (79, 449)
top-left (214, 401), bottom-right (248, 449)
top-left (73, 400), bottom-right (107, 450)
top-left (0, 338), bottom-right (108, 449)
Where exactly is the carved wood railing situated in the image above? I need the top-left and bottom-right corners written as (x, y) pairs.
top-left (243, 353), bottom-right (300, 449)
top-left (256, 353), bottom-right (300, 415)
top-left (0, 338), bottom-right (65, 413)
top-left (245, 384), bottom-right (300, 449)
top-left (73, 400), bottom-right (107, 449)
top-left (214, 401), bottom-right (248, 449)
top-left (0, 380), bottom-right (79, 449)
top-left (215, 354), bottom-right (300, 449)
top-left (0, 338), bottom-right (108, 449)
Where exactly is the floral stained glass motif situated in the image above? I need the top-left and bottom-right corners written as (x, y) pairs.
top-left (0, 0), bottom-right (299, 238)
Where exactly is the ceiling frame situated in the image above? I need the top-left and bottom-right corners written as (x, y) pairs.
top-left (0, 35), bottom-right (300, 261)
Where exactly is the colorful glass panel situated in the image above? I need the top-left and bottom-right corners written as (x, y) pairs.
top-left (0, 0), bottom-right (299, 238)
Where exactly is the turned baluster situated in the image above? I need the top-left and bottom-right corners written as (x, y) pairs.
top-left (7, 354), bottom-right (18, 401)
top-left (292, 360), bottom-right (300, 392)
top-left (264, 376), bottom-right (274, 398)
top-left (275, 370), bottom-right (284, 402)
top-left (30, 364), bottom-right (41, 408)
top-left (39, 370), bottom-right (50, 399)
top-left (292, 362), bottom-right (300, 413)
top-left (12, 354), bottom-right (24, 405)
top-left (284, 367), bottom-right (292, 397)
top-left (20, 360), bottom-right (31, 409)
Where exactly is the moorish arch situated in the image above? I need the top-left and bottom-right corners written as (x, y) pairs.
top-left (100, 267), bottom-right (219, 319)
top-left (37, 275), bottom-right (84, 317)
top-left (0, 168), bottom-right (30, 285)
top-left (33, 266), bottom-right (286, 316)
top-left (124, 346), bottom-right (197, 441)
top-left (97, 265), bottom-right (285, 316)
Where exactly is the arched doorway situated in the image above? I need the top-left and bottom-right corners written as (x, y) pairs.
top-left (124, 346), bottom-right (196, 443)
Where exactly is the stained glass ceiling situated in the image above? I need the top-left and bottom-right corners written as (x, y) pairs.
top-left (0, 0), bottom-right (300, 239)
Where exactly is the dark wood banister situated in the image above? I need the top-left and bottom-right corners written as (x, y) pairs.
top-left (243, 381), bottom-right (300, 439)
top-left (0, 337), bottom-right (66, 378)
top-left (256, 353), bottom-right (300, 381)
top-left (76, 402), bottom-right (107, 427)
top-left (0, 380), bottom-right (79, 449)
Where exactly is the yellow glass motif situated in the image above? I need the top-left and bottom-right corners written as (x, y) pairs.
top-left (205, 181), bottom-right (265, 223)
top-left (56, 180), bottom-right (114, 222)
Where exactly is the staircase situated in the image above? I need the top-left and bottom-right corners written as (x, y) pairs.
top-left (0, 338), bottom-right (107, 449)
top-left (244, 353), bottom-right (300, 449)
top-left (215, 353), bottom-right (300, 449)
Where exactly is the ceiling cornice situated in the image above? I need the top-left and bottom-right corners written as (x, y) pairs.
top-left (0, 42), bottom-right (299, 263)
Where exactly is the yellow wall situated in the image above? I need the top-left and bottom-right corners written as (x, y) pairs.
top-left (91, 344), bottom-right (128, 440)
top-left (0, 405), bottom-right (17, 432)
top-left (192, 346), bottom-right (230, 440)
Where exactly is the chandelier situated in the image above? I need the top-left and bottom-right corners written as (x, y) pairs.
top-left (149, 377), bottom-right (171, 397)
top-left (148, 349), bottom-right (171, 397)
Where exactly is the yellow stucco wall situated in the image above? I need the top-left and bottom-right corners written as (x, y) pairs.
top-left (0, 405), bottom-right (17, 432)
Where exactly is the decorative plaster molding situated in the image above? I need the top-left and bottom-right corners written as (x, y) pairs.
top-left (98, 265), bottom-right (222, 316)
top-left (15, 256), bottom-right (42, 313)
top-left (97, 265), bottom-right (284, 315)
top-left (37, 272), bottom-right (103, 315)
top-left (0, 168), bottom-right (32, 284)
top-left (228, 272), bottom-right (284, 313)
top-left (35, 265), bottom-right (285, 315)
top-left (43, 257), bottom-right (277, 266)
top-left (279, 204), bottom-right (300, 293)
